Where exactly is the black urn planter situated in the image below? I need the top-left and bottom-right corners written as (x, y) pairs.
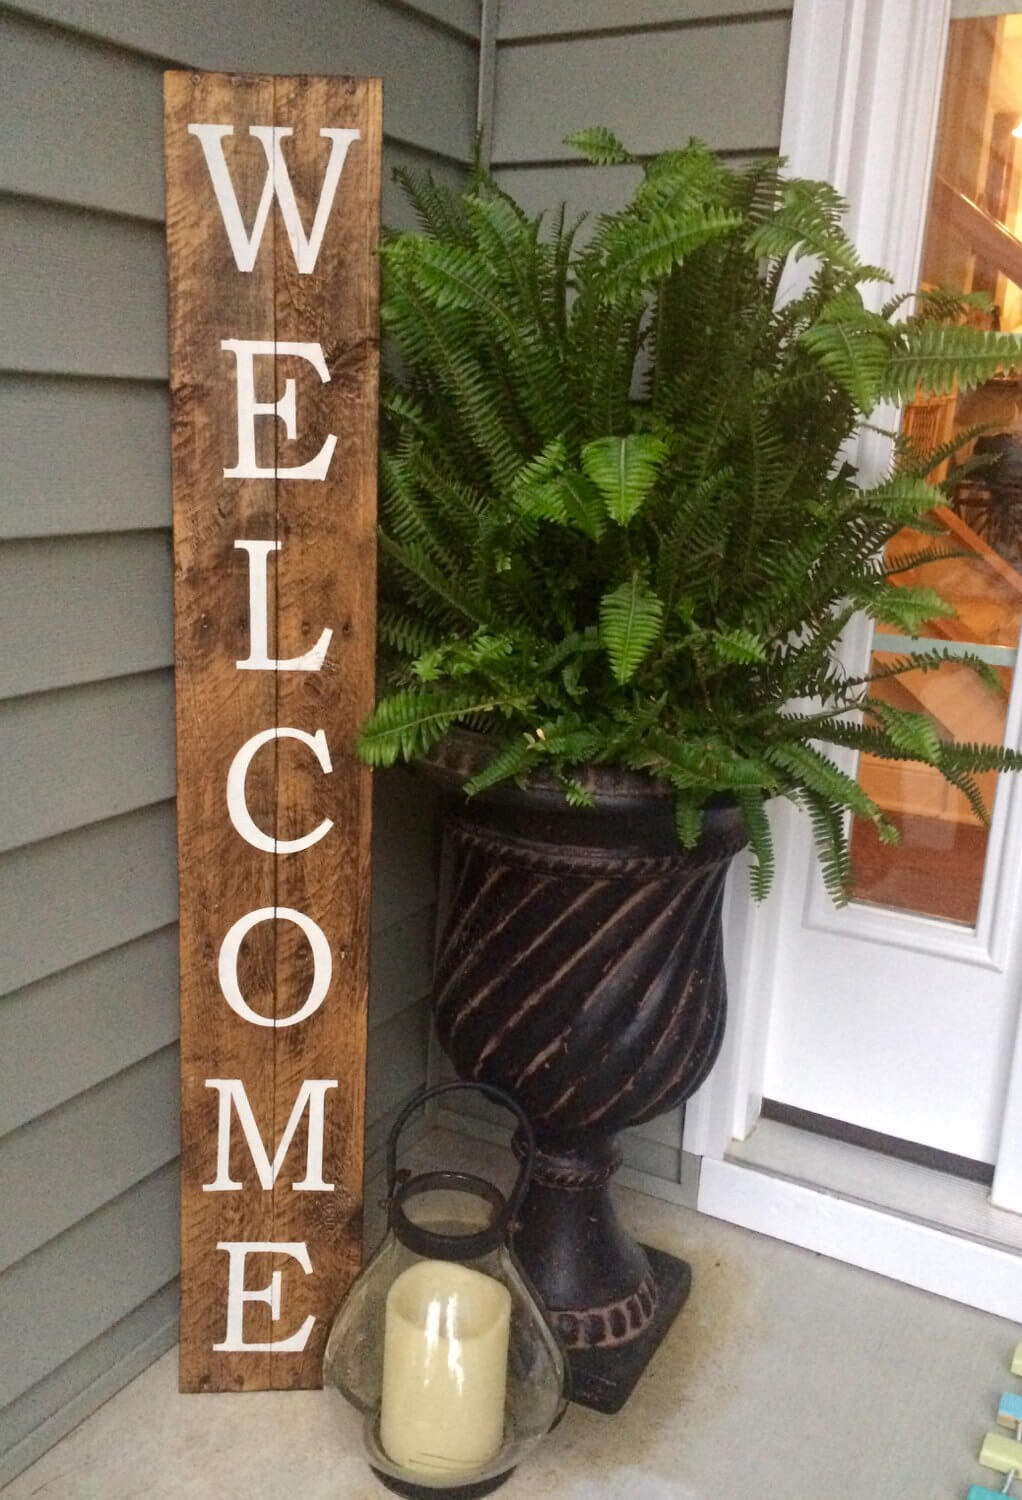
top-left (420, 736), bottom-right (748, 1413)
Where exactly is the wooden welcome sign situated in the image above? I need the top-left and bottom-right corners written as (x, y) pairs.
top-left (164, 72), bottom-right (381, 1391)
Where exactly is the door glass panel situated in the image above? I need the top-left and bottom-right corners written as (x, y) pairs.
top-left (850, 13), bottom-right (1022, 925)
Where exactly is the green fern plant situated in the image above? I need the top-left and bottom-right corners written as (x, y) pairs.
top-left (358, 132), bottom-right (1022, 901)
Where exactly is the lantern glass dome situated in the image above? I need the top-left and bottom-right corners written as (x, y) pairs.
top-left (323, 1085), bottom-right (566, 1499)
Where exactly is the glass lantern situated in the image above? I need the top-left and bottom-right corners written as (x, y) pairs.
top-left (324, 1082), bottom-right (566, 1499)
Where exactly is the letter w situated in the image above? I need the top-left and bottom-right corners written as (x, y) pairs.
top-left (203, 1078), bottom-right (338, 1191)
top-left (187, 124), bottom-right (360, 273)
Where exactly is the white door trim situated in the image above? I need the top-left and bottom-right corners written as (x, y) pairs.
top-left (685, 0), bottom-right (1022, 1308)
top-left (699, 1155), bottom-right (1022, 1321)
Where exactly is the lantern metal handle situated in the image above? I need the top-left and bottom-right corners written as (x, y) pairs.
top-left (385, 1080), bottom-right (536, 1228)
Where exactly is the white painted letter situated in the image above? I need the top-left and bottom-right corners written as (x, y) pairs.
top-left (218, 907), bottom-right (331, 1028)
top-left (226, 727), bottom-right (334, 853)
top-left (213, 1241), bottom-right (316, 1352)
top-left (234, 540), bottom-right (332, 671)
top-left (187, 124), bottom-right (360, 273)
top-left (222, 339), bottom-right (337, 481)
top-left (203, 1078), bottom-right (338, 1192)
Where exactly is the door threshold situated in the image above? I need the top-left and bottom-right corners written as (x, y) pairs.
top-left (697, 1120), bottom-right (1022, 1321)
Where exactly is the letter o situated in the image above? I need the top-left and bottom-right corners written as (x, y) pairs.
top-left (218, 906), bottom-right (331, 1028)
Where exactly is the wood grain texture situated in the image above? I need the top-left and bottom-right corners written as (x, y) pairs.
top-left (269, 71), bottom-right (380, 1390)
top-left (165, 72), bottom-right (379, 1392)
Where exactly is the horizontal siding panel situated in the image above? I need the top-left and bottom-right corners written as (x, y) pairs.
top-left (399, 0), bottom-right (479, 37)
top-left (0, 11), bottom-right (164, 220)
top-left (0, 377), bottom-right (169, 540)
top-left (0, 928), bottom-right (178, 1137)
top-left (0, 12), bottom-right (466, 229)
top-left (629, 1106), bottom-right (684, 1150)
top-left (494, 161), bottom-right (643, 220)
top-left (492, 17), bottom-right (790, 162)
top-left (1, 0), bottom-right (477, 164)
top-left (0, 1280), bottom-right (177, 1489)
top-left (0, 671), bottom-right (174, 851)
top-left (0, 801), bottom-right (178, 996)
top-left (0, 1161), bottom-right (178, 1408)
top-left (366, 995), bottom-right (431, 1129)
top-left (0, 1046), bottom-right (178, 1272)
top-left (0, 533), bottom-right (172, 700)
top-left (498, 0), bottom-right (790, 40)
top-left (370, 769), bottom-right (439, 933)
top-left (369, 903), bottom-right (435, 1032)
top-left (0, 198), bottom-right (166, 380)
top-left (620, 1130), bottom-right (680, 1182)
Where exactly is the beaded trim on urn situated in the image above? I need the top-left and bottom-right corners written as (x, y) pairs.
top-left (552, 1276), bottom-right (659, 1349)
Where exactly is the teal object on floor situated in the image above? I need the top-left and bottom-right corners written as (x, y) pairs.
top-left (999, 1391), bottom-right (1022, 1427)
top-left (969, 1488), bottom-right (1011, 1499)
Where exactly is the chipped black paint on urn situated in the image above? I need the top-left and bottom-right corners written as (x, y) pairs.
top-left (420, 735), bottom-right (747, 1413)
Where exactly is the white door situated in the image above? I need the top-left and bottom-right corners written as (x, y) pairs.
top-left (687, 0), bottom-right (1022, 1243)
top-left (762, 1), bottom-right (1022, 1185)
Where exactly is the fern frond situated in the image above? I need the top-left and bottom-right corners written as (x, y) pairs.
top-left (736, 788), bottom-right (774, 899)
top-left (564, 127), bottom-right (635, 166)
top-left (674, 796), bottom-right (705, 849)
top-left (710, 627), bottom-right (768, 664)
top-left (582, 435), bottom-right (669, 525)
top-left (881, 324), bottom-right (1022, 401)
top-left (359, 687), bottom-right (529, 765)
top-left (599, 575), bottom-right (665, 683)
top-left (463, 736), bottom-right (536, 795)
top-left (851, 580), bottom-right (956, 633)
top-left (379, 531), bottom-right (490, 626)
top-left (864, 699), bottom-right (942, 764)
top-left (377, 609), bottom-right (443, 659)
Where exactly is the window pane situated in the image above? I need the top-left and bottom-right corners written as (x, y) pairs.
top-left (849, 13), bottom-right (1022, 925)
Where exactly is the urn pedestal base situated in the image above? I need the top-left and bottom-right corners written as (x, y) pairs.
top-left (566, 1245), bottom-right (691, 1413)
top-left (511, 1134), bottom-right (692, 1413)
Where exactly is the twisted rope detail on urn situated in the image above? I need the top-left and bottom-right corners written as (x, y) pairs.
top-left (511, 1130), bottom-right (623, 1191)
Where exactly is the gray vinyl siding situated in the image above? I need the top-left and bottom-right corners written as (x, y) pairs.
top-left (492, 1), bottom-right (791, 219)
top-left (0, 0), bottom-right (476, 1483)
top-left (477, 0), bottom-right (794, 1186)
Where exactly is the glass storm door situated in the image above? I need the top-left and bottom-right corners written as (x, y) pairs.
top-left (758, 8), bottom-right (1022, 1189)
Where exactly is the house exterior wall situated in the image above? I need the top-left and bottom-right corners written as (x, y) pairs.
top-left (482, 0), bottom-right (794, 1187)
top-left (0, 0), bottom-right (478, 1482)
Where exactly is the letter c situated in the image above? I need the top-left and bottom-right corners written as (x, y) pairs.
top-left (226, 727), bottom-right (333, 854)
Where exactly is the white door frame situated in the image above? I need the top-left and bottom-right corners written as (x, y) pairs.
top-left (683, 0), bottom-right (1022, 1317)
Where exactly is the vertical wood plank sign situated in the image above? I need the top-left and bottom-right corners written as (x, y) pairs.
top-left (164, 72), bottom-right (381, 1392)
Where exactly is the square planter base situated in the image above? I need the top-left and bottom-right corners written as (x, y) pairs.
top-left (565, 1246), bottom-right (692, 1414)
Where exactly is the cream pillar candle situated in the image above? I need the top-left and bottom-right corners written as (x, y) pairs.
top-left (380, 1260), bottom-right (512, 1478)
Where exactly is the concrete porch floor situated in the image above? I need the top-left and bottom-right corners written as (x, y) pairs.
top-left (3, 1128), bottom-right (1019, 1500)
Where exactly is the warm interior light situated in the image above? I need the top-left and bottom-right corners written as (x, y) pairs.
top-left (1012, 119), bottom-right (1022, 138)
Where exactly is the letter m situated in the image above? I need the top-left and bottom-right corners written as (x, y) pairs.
top-left (203, 1078), bottom-right (338, 1191)
top-left (186, 124), bottom-right (359, 273)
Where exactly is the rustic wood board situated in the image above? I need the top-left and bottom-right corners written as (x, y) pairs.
top-left (164, 70), bottom-right (381, 1392)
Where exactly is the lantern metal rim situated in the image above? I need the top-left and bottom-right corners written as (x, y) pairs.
top-left (389, 1170), bottom-right (510, 1260)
